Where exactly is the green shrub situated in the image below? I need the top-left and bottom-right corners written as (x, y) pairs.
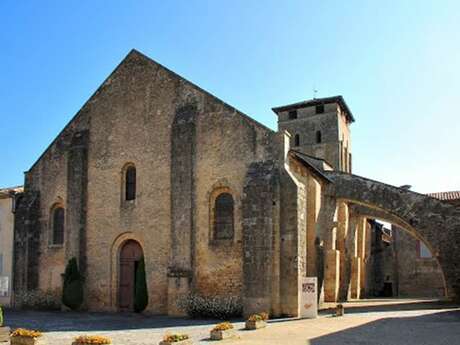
top-left (15, 290), bottom-right (61, 310)
top-left (0, 306), bottom-right (3, 326)
top-left (178, 294), bottom-right (242, 319)
top-left (62, 258), bottom-right (84, 310)
top-left (134, 256), bottom-right (148, 312)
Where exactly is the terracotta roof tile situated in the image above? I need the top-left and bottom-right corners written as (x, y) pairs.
top-left (427, 191), bottom-right (460, 201)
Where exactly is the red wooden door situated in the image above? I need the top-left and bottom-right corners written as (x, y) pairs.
top-left (118, 240), bottom-right (143, 311)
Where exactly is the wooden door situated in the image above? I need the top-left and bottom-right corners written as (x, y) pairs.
top-left (118, 240), bottom-right (143, 311)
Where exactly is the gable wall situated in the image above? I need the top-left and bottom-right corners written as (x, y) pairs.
top-left (19, 50), bottom-right (276, 314)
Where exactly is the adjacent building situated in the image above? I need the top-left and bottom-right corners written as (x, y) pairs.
top-left (0, 186), bottom-right (22, 307)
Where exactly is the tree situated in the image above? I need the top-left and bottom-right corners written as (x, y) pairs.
top-left (62, 257), bottom-right (84, 310)
top-left (134, 256), bottom-right (148, 312)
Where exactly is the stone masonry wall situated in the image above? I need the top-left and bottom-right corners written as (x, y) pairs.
top-left (19, 49), bottom-right (276, 315)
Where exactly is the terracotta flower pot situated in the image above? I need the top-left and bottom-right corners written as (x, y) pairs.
top-left (11, 336), bottom-right (46, 345)
top-left (0, 327), bottom-right (10, 343)
top-left (159, 339), bottom-right (193, 345)
top-left (210, 329), bottom-right (236, 340)
top-left (245, 320), bottom-right (267, 330)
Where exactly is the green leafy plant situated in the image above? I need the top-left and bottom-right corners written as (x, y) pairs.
top-left (0, 306), bottom-right (3, 326)
top-left (134, 256), bottom-right (148, 312)
top-left (62, 257), bottom-right (84, 310)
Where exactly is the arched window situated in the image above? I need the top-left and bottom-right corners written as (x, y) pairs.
top-left (294, 134), bottom-right (300, 146)
top-left (52, 207), bottom-right (65, 245)
top-left (125, 165), bottom-right (136, 201)
top-left (316, 130), bottom-right (322, 144)
top-left (213, 193), bottom-right (234, 240)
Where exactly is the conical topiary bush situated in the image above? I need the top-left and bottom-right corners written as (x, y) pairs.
top-left (134, 256), bottom-right (148, 312)
top-left (62, 257), bottom-right (84, 310)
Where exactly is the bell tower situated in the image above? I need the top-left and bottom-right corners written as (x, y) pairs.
top-left (272, 95), bottom-right (355, 173)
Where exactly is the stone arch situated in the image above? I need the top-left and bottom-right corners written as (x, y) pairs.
top-left (324, 171), bottom-right (460, 301)
top-left (110, 232), bottom-right (145, 310)
top-left (347, 203), bottom-right (448, 297)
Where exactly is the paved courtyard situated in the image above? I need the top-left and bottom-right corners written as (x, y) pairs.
top-left (4, 299), bottom-right (460, 345)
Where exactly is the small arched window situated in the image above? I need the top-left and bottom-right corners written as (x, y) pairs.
top-left (213, 193), bottom-right (234, 240)
top-left (316, 130), bottom-right (322, 144)
top-left (52, 207), bottom-right (65, 245)
top-left (294, 134), bottom-right (300, 146)
top-left (125, 165), bottom-right (136, 201)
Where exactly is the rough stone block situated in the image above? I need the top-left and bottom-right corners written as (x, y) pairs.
top-left (0, 327), bottom-right (10, 342)
top-left (10, 336), bottom-right (46, 345)
top-left (245, 320), bottom-right (267, 330)
top-left (210, 329), bottom-right (236, 340)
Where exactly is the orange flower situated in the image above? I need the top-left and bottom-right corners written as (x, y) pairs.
top-left (74, 335), bottom-right (112, 344)
top-left (11, 328), bottom-right (42, 338)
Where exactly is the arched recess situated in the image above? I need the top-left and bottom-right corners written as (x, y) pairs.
top-left (347, 202), bottom-right (448, 297)
top-left (121, 163), bottom-right (137, 203)
top-left (49, 201), bottom-right (65, 246)
top-left (324, 171), bottom-right (460, 301)
top-left (110, 232), bottom-right (145, 311)
top-left (207, 182), bottom-right (239, 244)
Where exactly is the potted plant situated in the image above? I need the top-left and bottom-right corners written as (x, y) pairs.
top-left (245, 312), bottom-right (269, 330)
top-left (335, 303), bottom-right (344, 317)
top-left (10, 328), bottom-right (45, 345)
top-left (0, 306), bottom-right (10, 343)
top-left (210, 322), bottom-right (236, 340)
top-left (159, 333), bottom-right (192, 345)
top-left (72, 335), bottom-right (112, 345)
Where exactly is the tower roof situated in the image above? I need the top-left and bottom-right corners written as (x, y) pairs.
top-left (272, 95), bottom-right (355, 123)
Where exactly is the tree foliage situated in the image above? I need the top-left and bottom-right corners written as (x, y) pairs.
top-left (134, 256), bottom-right (148, 313)
top-left (62, 257), bottom-right (84, 310)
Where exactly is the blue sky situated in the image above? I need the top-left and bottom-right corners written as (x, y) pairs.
top-left (1, 0), bottom-right (459, 193)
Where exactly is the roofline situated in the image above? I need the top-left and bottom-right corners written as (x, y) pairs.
top-left (27, 48), bottom-right (275, 174)
top-left (0, 186), bottom-right (23, 199)
top-left (272, 95), bottom-right (355, 123)
top-left (133, 49), bottom-right (275, 134)
top-left (288, 150), bottom-right (332, 183)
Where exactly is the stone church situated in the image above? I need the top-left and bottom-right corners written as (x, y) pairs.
top-left (13, 49), bottom-right (460, 316)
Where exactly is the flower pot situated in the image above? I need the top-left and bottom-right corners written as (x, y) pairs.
top-left (11, 336), bottom-right (46, 345)
top-left (245, 320), bottom-right (267, 330)
top-left (159, 339), bottom-right (193, 345)
top-left (0, 327), bottom-right (10, 342)
top-left (335, 304), bottom-right (344, 317)
top-left (210, 329), bottom-right (236, 340)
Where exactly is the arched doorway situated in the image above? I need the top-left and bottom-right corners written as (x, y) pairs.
top-left (118, 240), bottom-right (143, 311)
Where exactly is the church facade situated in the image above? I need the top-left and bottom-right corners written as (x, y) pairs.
top-left (13, 49), bottom-right (460, 316)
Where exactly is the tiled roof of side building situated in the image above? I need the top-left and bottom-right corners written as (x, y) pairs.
top-left (427, 191), bottom-right (460, 201)
top-left (0, 186), bottom-right (24, 198)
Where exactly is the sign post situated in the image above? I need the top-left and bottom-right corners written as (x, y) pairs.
top-left (300, 277), bottom-right (318, 318)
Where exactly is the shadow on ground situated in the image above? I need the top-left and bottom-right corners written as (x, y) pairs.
top-left (4, 309), bottom-right (229, 332)
top-left (310, 309), bottom-right (460, 345)
top-left (320, 299), bottom-right (458, 315)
